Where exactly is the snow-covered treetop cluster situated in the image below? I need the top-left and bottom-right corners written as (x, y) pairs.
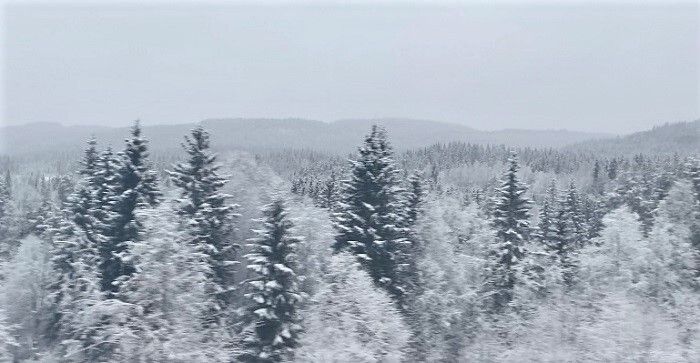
top-left (0, 121), bottom-right (698, 362)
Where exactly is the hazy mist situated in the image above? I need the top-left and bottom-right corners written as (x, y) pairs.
top-left (3, 2), bottom-right (699, 134)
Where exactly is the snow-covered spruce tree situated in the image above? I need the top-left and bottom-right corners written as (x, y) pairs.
top-left (333, 125), bottom-right (409, 305)
top-left (295, 253), bottom-right (409, 363)
top-left (169, 125), bottom-right (238, 328)
top-left (89, 147), bottom-right (121, 293)
top-left (100, 121), bottom-right (161, 296)
top-left (92, 148), bottom-right (118, 231)
top-left (525, 180), bottom-right (559, 295)
top-left (41, 140), bottom-right (107, 359)
top-left (39, 177), bottom-right (51, 202)
top-left (653, 168), bottom-right (675, 202)
top-left (42, 210), bottom-right (78, 329)
top-left (398, 171), bottom-right (425, 324)
top-left (70, 181), bottom-right (96, 237)
top-left (80, 137), bottom-right (100, 176)
top-left (625, 171), bottom-right (657, 237)
top-left (93, 148), bottom-right (118, 203)
top-left (317, 171), bottom-right (341, 211)
top-left (536, 180), bottom-right (558, 250)
top-left (561, 180), bottom-right (588, 249)
top-left (404, 171), bottom-right (425, 228)
top-left (592, 160), bottom-right (604, 194)
top-left (482, 152), bottom-right (532, 313)
top-left (240, 200), bottom-right (303, 363)
top-left (548, 210), bottom-right (579, 287)
top-left (69, 137), bottom-right (100, 236)
top-left (28, 197), bottom-right (61, 239)
top-left (543, 181), bottom-right (585, 286)
top-left (581, 194), bottom-right (605, 240)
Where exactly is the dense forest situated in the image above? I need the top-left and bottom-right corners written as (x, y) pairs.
top-left (0, 121), bottom-right (698, 362)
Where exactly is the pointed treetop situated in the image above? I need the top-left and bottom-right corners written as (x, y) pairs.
top-left (187, 125), bottom-right (210, 150)
top-left (79, 137), bottom-right (99, 177)
top-left (131, 119), bottom-right (141, 137)
top-left (242, 198), bottom-right (303, 362)
top-left (360, 124), bottom-right (393, 155)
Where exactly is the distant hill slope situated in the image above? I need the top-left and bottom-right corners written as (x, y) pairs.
top-left (565, 120), bottom-right (699, 157)
top-left (0, 118), bottom-right (611, 156)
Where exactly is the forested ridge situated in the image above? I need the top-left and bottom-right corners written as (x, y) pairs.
top-left (0, 121), bottom-right (698, 362)
top-left (0, 118), bottom-right (615, 156)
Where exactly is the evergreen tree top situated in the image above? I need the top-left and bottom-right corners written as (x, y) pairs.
top-left (355, 125), bottom-right (396, 169)
top-left (185, 125), bottom-right (211, 150)
top-left (79, 137), bottom-right (99, 177)
top-left (537, 179), bottom-right (558, 240)
top-left (247, 200), bottom-right (301, 257)
top-left (169, 125), bottom-right (231, 217)
top-left (405, 171), bottom-right (425, 226)
top-left (94, 148), bottom-right (118, 192)
top-left (242, 199), bottom-right (303, 362)
top-left (346, 125), bottom-right (402, 195)
top-left (114, 120), bottom-right (161, 206)
top-left (122, 120), bottom-right (150, 168)
top-left (171, 125), bottom-right (221, 177)
top-left (562, 180), bottom-right (580, 204)
top-left (492, 152), bottom-right (532, 241)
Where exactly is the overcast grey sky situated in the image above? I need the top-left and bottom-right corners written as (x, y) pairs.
top-left (2, 1), bottom-right (698, 134)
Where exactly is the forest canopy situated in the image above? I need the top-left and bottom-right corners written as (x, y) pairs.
top-left (0, 121), bottom-right (698, 362)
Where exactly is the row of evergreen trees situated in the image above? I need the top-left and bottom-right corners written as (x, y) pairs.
top-left (1, 121), bottom-right (697, 361)
top-left (17, 122), bottom-right (303, 361)
top-left (32, 123), bottom-right (430, 362)
top-left (18, 122), bottom-right (424, 362)
top-left (324, 124), bottom-right (698, 357)
top-left (483, 154), bottom-right (700, 336)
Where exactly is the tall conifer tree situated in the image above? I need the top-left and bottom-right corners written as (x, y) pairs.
top-left (561, 181), bottom-right (588, 249)
top-left (537, 180), bottom-right (558, 248)
top-left (69, 138), bottom-right (100, 237)
top-left (405, 171), bottom-right (425, 228)
top-left (333, 125), bottom-right (409, 304)
top-left (100, 121), bottom-right (160, 296)
top-left (169, 126), bottom-right (238, 327)
top-left (482, 152), bottom-right (531, 312)
top-left (240, 200), bottom-right (303, 363)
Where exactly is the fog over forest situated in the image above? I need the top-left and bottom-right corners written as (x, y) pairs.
top-left (1, 2), bottom-right (699, 363)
